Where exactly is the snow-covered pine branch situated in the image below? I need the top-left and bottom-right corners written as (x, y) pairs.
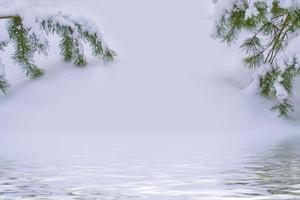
top-left (0, 1), bottom-right (116, 93)
top-left (0, 58), bottom-right (8, 93)
top-left (213, 0), bottom-right (300, 116)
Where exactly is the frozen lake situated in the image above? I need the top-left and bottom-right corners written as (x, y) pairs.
top-left (0, 135), bottom-right (299, 200)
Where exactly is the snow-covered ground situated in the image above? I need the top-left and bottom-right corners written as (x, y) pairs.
top-left (1, 0), bottom-right (300, 134)
top-left (0, 0), bottom-right (300, 199)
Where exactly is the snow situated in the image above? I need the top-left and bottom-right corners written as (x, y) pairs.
top-left (279, 0), bottom-right (300, 8)
top-left (0, 0), bottom-right (300, 199)
top-left (0, 0), bottom-right (299, 154)
top-left (274, 76), bottom-right (289, 100)
top-left (0, 0), bottom-right (110, 61)
top-left (245, 1), bottom-right (259, 19)
top-left (278, 31), bottom-right (300, 70)
top-left (0, 0), bottom-right (299, 161)
top-left (213, 0), bottom-right (300, 112)
top-left (1, 0), bottom-right (299, 133)
top-left (214, 0), bottom-right (300, 12)
top-left (213, 0), bottom-right (241, 20)
top-left (0, 0), bottom-right (299, 149)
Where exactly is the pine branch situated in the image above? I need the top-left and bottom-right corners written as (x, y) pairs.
top-left (0, 16), bottom-right (19, 20)
top-left (0, 78), bottom-right (9, 94)
top-left (243, 52), bottom-right (264, 68)
top-left (272, 99), bottom-right (294, 117)
top-left (265, 15), bottom-right (290, 64)
top-left (0, 10), bottom-right (115, 95)
top-left (214, 1), bottom-right (300, 116)
top-left (8, 17), bottom-right (44, 79)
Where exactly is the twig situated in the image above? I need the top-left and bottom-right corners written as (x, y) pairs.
top-left (0, 16), bottom-right (20, 20)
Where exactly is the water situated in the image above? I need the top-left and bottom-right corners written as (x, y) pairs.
top-left (1, 137), bottom-right (300, 200)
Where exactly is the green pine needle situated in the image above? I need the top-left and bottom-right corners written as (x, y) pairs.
top-left (0, 13), bottom-right (115, 94)
top-left (0, 78), bottom-right (9, 94)
top-left (272, 100), bottom-right (294, 117)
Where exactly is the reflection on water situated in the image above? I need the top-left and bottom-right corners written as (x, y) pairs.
top-left (222, 138), bottom-right (300, 200)
top-left (0, 138), bottom-right (300, 200)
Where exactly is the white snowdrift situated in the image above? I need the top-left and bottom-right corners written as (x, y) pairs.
top-left (0, 0), bottom-right (299, 155)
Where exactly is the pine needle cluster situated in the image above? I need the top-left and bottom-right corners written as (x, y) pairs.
top-left (0, 13), bottom-right (116, 94)
top-left (214, 0), bottom-right (300, 116)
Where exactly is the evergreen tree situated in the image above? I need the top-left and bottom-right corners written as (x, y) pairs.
top-left (213, 0), bottom-right (300, 116)
top-left (0, 5), bottom-right (116, 94)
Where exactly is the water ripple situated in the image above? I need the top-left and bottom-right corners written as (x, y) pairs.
top-left (0, 138), bottom-right (300, 199)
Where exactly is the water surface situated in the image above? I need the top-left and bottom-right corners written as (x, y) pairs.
top-left (0, 136), bottom-right (300, 200)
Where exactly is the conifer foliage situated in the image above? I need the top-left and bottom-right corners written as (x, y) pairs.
top-left (213, 0), bottom-right (300, 116)
top-left (0, 2), bottom-right (115, 94)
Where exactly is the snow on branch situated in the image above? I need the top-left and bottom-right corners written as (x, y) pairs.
top-left (213, 0), bottom-right (300, 116)
top-left (0, 0), bottom-right (116, 94)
